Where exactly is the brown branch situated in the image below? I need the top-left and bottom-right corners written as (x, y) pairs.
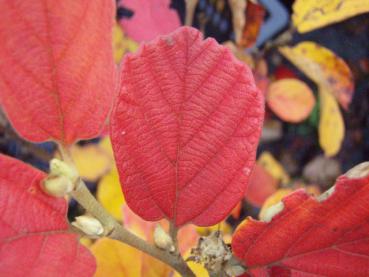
top-left (56, 142), bottom-right (194, 276)
top-left (185, 0), bottom-right (199, 26)
top-left (70, 179), bottom-right (195, 276)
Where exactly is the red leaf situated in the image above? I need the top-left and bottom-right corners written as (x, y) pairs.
top-left (274, 65), bottom-right (297, 80)
top-left (0, 0), bottom-right (116, 145)
top-left (111, 27), bottom-right (264, 226)
top-left (0, 154), bottom-right (95, 276)
top-left (245, 164), bottom-right (278, 207)
top-left (118, 0), bottom-right (181, 42)
top-left (239, 2), bottom-right (266, 48)
top-left (232, 169), bottom-right (369, 276)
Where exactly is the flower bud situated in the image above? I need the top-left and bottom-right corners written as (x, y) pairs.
top-left (72, 215), bottom-right (104, 236)
top-left (153, 224), bottom-right (175, 252)
top-left (42, 175), bottom-right (74, 197)
top-left (49, 158), bottom-right (78, 182)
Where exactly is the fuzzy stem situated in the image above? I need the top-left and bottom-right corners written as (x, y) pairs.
top-left (169, 221), bottom-right (179, 250)
top-left (70, 179), bottom-right (195, 276)
top-left (58, 143), bottom-right (195, 276)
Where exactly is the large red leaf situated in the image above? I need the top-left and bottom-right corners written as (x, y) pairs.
top-left (0, 0), bottom-right (115, 144)
top-left (118, 0), bottom-right (181, 42)
top-left (232, 170), bottom-right (369, 276)
top-left (111, 27), bottom-right (264, 226)
top-left (0, 154), bottom-right (95, 276)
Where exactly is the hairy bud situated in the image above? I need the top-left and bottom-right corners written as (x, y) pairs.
top-left (49, 159), bottom-right (78, 183)
top-left (72, 215), bottom-right (104, 236)
top-left (42, 175), bottom-right (74, 197)
top-left (153, 224), bottom-right (175, 252)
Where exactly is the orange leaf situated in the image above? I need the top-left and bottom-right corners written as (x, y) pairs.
top-left (239, 1), bottom-right (266, 48)
top-left (267, 78), bottom-right (316, 123)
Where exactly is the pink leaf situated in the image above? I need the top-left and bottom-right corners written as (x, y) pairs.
top-left (0, 0), bottom-right (116, 144)
top-left (111, 27), bottom-right (264, 226)
top-left (118, 0), bottom-right (181, 42)
top-left (0, 154), bottom-right (95, 276)
top-left (232, 169), bottom-right (369, 276)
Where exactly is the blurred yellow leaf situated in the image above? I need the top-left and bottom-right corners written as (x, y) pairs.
top-left (293, 0), bottom-right (369, 33)
top-left (279, 42), bottom-right (353, 110)
top-left (196, 221), bottom-right (232, 237)
top-left (173, 250), bottom-right (209, 277)
top-left (92, 204), bottom-right (197, 277)
top-left (113, 23), bottom-right (138, 63)
top-left (319, 87), bottom-right (345, 157)
top-left (98, 136), bottom-right (114, 159)
top-left (97, 168), bottom-right (125, 221)
top-left (79, 237), bottom-right (93, 248)
top-left (91, 238), bottom-right (171, 277)
top-left (258, 152), bottom-right (290, 185)
top-left (70, 144), bottom-right (113, 182)
top-left (304, 185), bottom-right (321, 197)
top-left (267, 78), bottom-right (316, 123)
top-left (259, 188), bottom-right (292, 220)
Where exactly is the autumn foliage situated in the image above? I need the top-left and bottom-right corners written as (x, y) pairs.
top-left (0, 0), bottom-right (369, 276)
top-left (111, 27), bottom-right (264, 226)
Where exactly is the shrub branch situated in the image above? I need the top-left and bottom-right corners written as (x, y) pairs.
top-left (60, 145), bottom-right (195, 277)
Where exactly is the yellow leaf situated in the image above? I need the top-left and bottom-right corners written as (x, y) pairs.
top-left (259, 188), bottom-right (292, 220)
top-left (79, 237), bottom-right (93, 248)
top-left (91, 205), bottom-right (200, 277)
top-left (113, 23), bottom-right (138, 63)
top-left (173, 250), bottom-right (209, 277)
top-left (174, 261), bottom-right (208, 277)
top-left (293, 0), bottom-right (369, 33)
top-left (267, 78), bottom-right (316, 123)
top-left (98, 136), bottom-right (114, 159)
top-left (70, 144), bottom-right (113, 182)
top-left (97, 168), bottom-right (125, 220)
top-left (318, 87), bottom-right (345, 157)
top-left (279, 42), bottom-right (353, 110)
top-left (258, 152), bottom-right (290, 185)
top-left (196, 221), bottom-right (232, 237)
top-left (91, 238), bottom-right (171, 277)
